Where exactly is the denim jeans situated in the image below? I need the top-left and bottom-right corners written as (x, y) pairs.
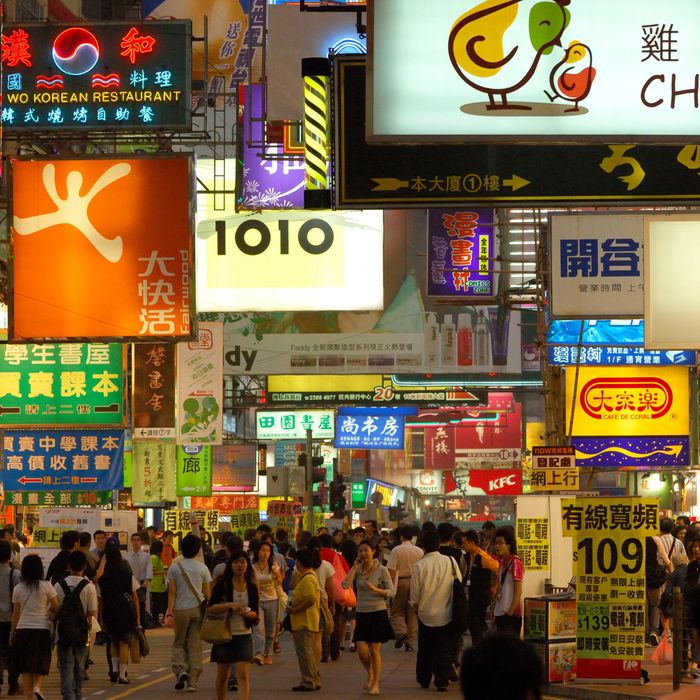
top-left (253, 599), bottom-right (279, 657)
top-left (57, 644), bottom-right (88, 700)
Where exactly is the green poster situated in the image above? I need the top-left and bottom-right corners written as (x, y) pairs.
top-left (123, 450), bottom-right (132, 488)
top-left (0, 343), bottom-right (123, 426)
top-left (351, 481), bottom-right (366, 508)
top-left (176, 445), bottom-right (213, 497)
top-left (5, 491), bottom-right (112, 506)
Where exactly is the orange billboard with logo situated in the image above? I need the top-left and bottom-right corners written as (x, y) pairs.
top-left (10, 155), bottom-right (194, 340)
top-left (565, 366), bottom-right (689, 436)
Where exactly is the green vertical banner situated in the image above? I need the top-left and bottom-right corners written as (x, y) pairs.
top-left (176, 445), bottom-right (213, 497)
top-left (123, 449), bottom-right (132, 488)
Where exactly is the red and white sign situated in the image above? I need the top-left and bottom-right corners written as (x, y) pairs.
top-left (424, 427), bottom-right (455, 470)
top-left (445, 468), bottom-right (522, 496)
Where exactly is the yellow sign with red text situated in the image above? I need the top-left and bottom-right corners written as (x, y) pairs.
top-left (565, 367), bottom-right (689, 436)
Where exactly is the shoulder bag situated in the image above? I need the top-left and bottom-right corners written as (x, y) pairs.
top-left (200, 606), bottom-right (233, 644)
top-left (177, 561), bottom-right (208, 620)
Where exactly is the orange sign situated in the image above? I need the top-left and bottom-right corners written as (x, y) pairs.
top-left (10, 156), bottom-right (194, 340)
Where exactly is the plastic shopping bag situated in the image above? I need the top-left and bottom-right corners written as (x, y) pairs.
top-left (651, 631), bottom-right (673, 665)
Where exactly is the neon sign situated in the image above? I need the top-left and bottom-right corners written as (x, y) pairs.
top-left (1, 21), bottom-right (190, 131)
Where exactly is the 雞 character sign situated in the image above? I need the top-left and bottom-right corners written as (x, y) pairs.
top-left (13, 162), bottom-right (131, 262)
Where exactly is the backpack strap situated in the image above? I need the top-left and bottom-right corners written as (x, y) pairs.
top-left (74, 579), bottom-right (89, 596)
top-left (58, 579), bottom-right (70, 596)
top-left (177, 562), bottom-right (203, 604)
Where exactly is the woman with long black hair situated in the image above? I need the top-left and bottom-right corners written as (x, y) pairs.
top-left (209, 551), bottom-right (259, 700)
top-left (10, 553), bottom-right (59, 700)
top-left (251, 540), bottom-right (282, 665)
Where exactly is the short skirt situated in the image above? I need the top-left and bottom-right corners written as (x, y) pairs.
top-left (353, 609), bottom-right (393, 644)
top-left (211, 632), bottom-right (253, 664)
top-left (13, 628), bottom-right (52, 675)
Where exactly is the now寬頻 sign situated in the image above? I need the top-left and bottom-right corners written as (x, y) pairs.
top-left (427, 209), bottom-right (495, 298)
top-left (10, 155), bottom-right (195, 341)
top-left (549, 214), bottom-right (643, 319)
top-left (2, 429), bottom-right (124, 491)
top-left (572, 436), bottom-right (690, 469)
top-left (132, 343), bottom-right (176, 439)
top-left (256, 410), bottom-right (335, 441)
top-left (0, 343), bottom-right (123, 426)
top-left (369, 0), bottom-right (700, 143)
top-left (532, 446), bottom-right (576, 469)
top-left (335, 413), bottom-right (405, 450)
top-left (1, 21), bottom-right (191, 130)
top-left (565, 366), bottom-right (689, 437)
top-left (131, 440), bottom-right (175, 504)
top-left (4, 490), bottom-right (112, 507)
top-left (176, 445), bottom-right (212, 497)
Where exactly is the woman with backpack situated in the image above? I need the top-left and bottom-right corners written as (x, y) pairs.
top-left (96, 545), bottom-right (141, 684)
top-left (209, 551), bottom-right (258, 700)
top-left (10, 553), bottom-right (60, 700)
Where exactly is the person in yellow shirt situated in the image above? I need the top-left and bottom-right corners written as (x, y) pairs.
top-left (287, 549), bottom-right (321, 692)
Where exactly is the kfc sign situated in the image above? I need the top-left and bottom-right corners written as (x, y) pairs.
top-left (447, 468), bottom-right (522, 496)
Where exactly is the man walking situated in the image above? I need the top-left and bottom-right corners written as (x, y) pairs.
top-left (463, 530), bottom-right (499, 646)
top-left (386, 525), bottom-right (423, 651)
top-left (410, 530), bottom-right (461, 691)
top-left (124, 533), bottom-right (153, 627)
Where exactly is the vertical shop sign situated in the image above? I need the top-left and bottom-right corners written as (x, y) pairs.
top-left (176, 445), bottom-right (212, 497)
top-left (131, 440), bottom-right (176, 504)
top-left (516, 518), bottom-right (550, 571)
top-left (132, 343), bottom-right (176, 438)
top-left (176, 322), bottom-right (224, 445)
top-left (561, 497), bottom-right (658, 682)
top-left (424, 426), bottom-right (456, 469)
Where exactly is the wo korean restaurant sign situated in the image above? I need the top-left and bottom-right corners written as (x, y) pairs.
top-left (10, 156), bottom-right (194, 341)
top-left (1, 22), bottom-right (191, 131)
top-left (369, 0), bottom-right (700, 142)
top-left (0, 343), bottom-right (123, 426)
top-left (565, 367), bottom-right (689, 437)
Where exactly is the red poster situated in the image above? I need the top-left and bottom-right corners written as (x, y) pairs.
top-left (424, 426), bottom-right (456, 469)
top-left (445, 468), bottom-right (522, 496)
top-left (191, 494), bottom-right (260, 512)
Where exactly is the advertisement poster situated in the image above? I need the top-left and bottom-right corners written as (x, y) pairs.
top-left (37, 507), bottom-right (100, 532)
top-left (230, 509), bottom-right (261, 539)
top-left (212, 443), bottom-right (257, 491)
top-left (549, 600), bottom-right (577, 640)
top-left (132, 342), bottom-right (176, 438)
top-left (241, 84), bottom-right (305, 209)
top-left (516, 518), bottom-right (549, 571)
top-left (573, 436), bottom-right (690, 469)
top-left (547, 642), bottom-right (578, 683)
top-left (256, 410), bottom-right (334, 441)
top-left (176, 322), bottom-right (224, 445)
top-left (11, 156), bottom-right (195, 340)
top-left (549, 214), bottom-right (643, 319)
top-left (2, 429), bottom-right (124, 491)
top-left (524, 599), bottom-right (546, 640)
top-left (424, 427), bottom-right (456, 470)
top-left (562, 497), bottom-right (658, 682)
top-left (176, 445), bottom-right (212, 497)
top-left (565, 366), bottom-right (690, 437)
top-left (427, 209), bottom-right (495, 298)
top-left (131, 440), bottom-right (176, 504)
top-left (164, 509), bottom-right (220, 533)
top-left (0, 343), bottom-right (123, 426)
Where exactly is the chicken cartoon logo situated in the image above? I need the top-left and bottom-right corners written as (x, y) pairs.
top-left (448, 0), bottom-right (593, 114)
top-left (545, 41), bottom-right (595, 112)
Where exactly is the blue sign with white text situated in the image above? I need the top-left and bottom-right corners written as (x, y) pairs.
top-left (2, 429), bottom-right (125, 491)
top-left (548, 346), bottom-right (695, 366)
top-left (572, 436), bottom-right (689, 469)
top-left (547, 319), bottom-right (646, 345)
top-left (334, 414), bottom-right (405, 450)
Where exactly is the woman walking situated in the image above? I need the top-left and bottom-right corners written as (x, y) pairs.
top-left (493, 527), bottom-right (524, 636)
top-left (252, 540), bottom-right (282, 665)
top-left (209, 551), bottom-right (259, 700)
top-left (10, 553), bottom-right (59, 700)
top-left (149, 539), bottom-right (168, 626)
top-left (97, 544), bottom-right (141, 684)
top-left (342, 539), bottom-right (394, 695)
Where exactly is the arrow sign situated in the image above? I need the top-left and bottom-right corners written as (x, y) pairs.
top-left (503, 174), bottom-right (530, 191)
top-left (95, 403), bottom-right (120, 413)
top-left (575, 444), bottom-right (684, 460)
top-left (17, 476), bottom-right (42, 484)
top-left (0, 406), bottom-right (21, 415)
top-left (371, 178), bottom-right (409, 191)
top-left (80, 477), bottom-right (98, 483)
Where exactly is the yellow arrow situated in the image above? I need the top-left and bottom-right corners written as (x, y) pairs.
top-left (503, 174), bottom-right (530, 191)
top-left (371, 178), bottom-right (409, 192)
top-left (575, 444), bottom-right (683, 460)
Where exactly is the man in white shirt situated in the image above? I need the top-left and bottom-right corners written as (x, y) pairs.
top-left (410, 530), bottom-right (460, 692)
top-left (54, 550), bottom-right (98, 700)
top-left (124, 533), bottom-right (152, 627)
top-left (387, 525), bottom-right (423, 651)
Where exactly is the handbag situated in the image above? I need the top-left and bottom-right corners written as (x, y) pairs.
top-left (448, 557), bottom-right (469, 635)
top-left (200, 608), bottom-right (233, 644)
top-left (129, 634), bottom-right (141, 664)
top-left (137, 627), bottom-right (149, 658)
top-left (177, 562), bottom-right (207, 619)
top-left (651, 630), bottom-right (673, 665)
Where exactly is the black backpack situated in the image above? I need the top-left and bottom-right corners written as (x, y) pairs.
top-left (56, 579), bottom-right (89, 647)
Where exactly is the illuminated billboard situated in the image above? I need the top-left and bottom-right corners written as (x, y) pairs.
top-left (1, 21), bottom-right (191, 130)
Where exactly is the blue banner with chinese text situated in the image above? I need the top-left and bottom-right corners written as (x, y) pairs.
top-left (334, 414), bottom-right (405, 450)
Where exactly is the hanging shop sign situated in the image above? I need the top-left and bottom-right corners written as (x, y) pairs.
top-left (529, 469), bottom-right (580, 493)
top-left (131, 440), bottom-right (176, 504)
top-left (164, 509), bottom-right (220, 533)
top-left (212, 444), bottom-right (257, 492)
top-left (240, 84), bottom-right (305, 210)
top-left (176, 322), bottom-right (223, 445)
top-left (230, 509), bottom-right (261, 539)
top-left (572, 436), bottom-right (690, 469)
top-left (424, 427), bottom-right (456, 470)
top-left (196, 210), bottom-right (384, 312)
top-left (176, 445), bottom-right (212, 497)
top-left (335, 59), bottom-right (700, 208)
top-left (369, 0), bottom-right (700, 143)
top-left (351, 481), bottom-right (366, 509)
top-left (516, 518), bottom-right (549, 571)
top-left (549, 214), bottom-right (643, 319)
top-left (2, 429), bottom-right (124, 491)
top-left (266, 501), bottom-right (304, 518)
top-left (448, 468), bottom-right (523, 497)
top-left (532, 446), bottom-right (576, 469)
top-left (565, 366), bottom-right (689, 437)
top-left (547, 345), bottom-right (695, 367)
top-left (561, 497), bottom-right (658, 683)
top-left (10, 155), bottom-right (195, 341)
top-left (0, 21), bottom-right (192, 131)
top-left (412, 470), bottom-right (443, 495)
top-left (0, 343), bottom-right (123, 426)
top-left (4, 490), bottom-right (112, 507)
top-left (132, 342), bottom-right (176, 438)
top-left (645, 215), bottom-right (700, 349)
top-left (426, 209), bottom-right (495, 299)
top-left (190, 494), bottom-right (259, 512)
top-left (256, 410), bottom-right (335, 441)
top-left (335, 413), bottom-right (405, 450)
